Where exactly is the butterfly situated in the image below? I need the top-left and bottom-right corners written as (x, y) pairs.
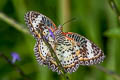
top-left (24, 11), bottom-right (105, 74)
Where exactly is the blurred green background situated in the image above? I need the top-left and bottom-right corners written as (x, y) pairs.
top-left (0, 0), bottom-right (120, 80)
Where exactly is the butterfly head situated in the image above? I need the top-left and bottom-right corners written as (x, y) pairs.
top-left (58, 25), bottom-right (63, 31)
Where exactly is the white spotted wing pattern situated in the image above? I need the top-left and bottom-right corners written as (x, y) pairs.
top-left (24, 11), bottom-right (105, 74)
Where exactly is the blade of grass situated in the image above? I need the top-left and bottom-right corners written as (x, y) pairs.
top-left (58, 0), bottom-right (71, 32)
top-left (0, 12), bottom-right (29, 34)
top-left (11, 0), bottom-right (27, 23)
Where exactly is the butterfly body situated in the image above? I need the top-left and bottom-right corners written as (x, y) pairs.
top-left (25, 11), bottom-right (105, 74)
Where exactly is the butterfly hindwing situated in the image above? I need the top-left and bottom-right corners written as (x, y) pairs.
top-left (55, 37), bottom-right (80, 73)
top-left (34, 39), bottom-right (48, 65)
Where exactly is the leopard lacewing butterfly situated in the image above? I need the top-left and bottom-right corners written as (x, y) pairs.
top-left (24, 11), bottom-right (105, 74)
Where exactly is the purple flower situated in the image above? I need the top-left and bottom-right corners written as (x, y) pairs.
top-left (48, 29), bottom-right (55, 40)
top-left (43, 29), bottom-right (55, 41)
top-left (11, 52), bottom-right (21, 63)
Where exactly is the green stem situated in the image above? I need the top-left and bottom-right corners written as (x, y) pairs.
top-left (58, 0), bottom-right (71, 32)
top-left (109, 0), bottom-right (120, 24)
top-left (0, 52), bottom-right (30, 80)
top-left (95, 65), bottom-right (120, 80)
top-left (0, 12), bottom-right (29, 34)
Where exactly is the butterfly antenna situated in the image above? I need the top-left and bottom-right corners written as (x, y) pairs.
top-left (61, 17), bottom-right (77, 27)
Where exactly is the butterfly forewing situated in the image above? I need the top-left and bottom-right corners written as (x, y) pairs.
top-left (24, 11), bottom-right (57, 39)
top-left (64, 32), bottom-right (105, 65)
